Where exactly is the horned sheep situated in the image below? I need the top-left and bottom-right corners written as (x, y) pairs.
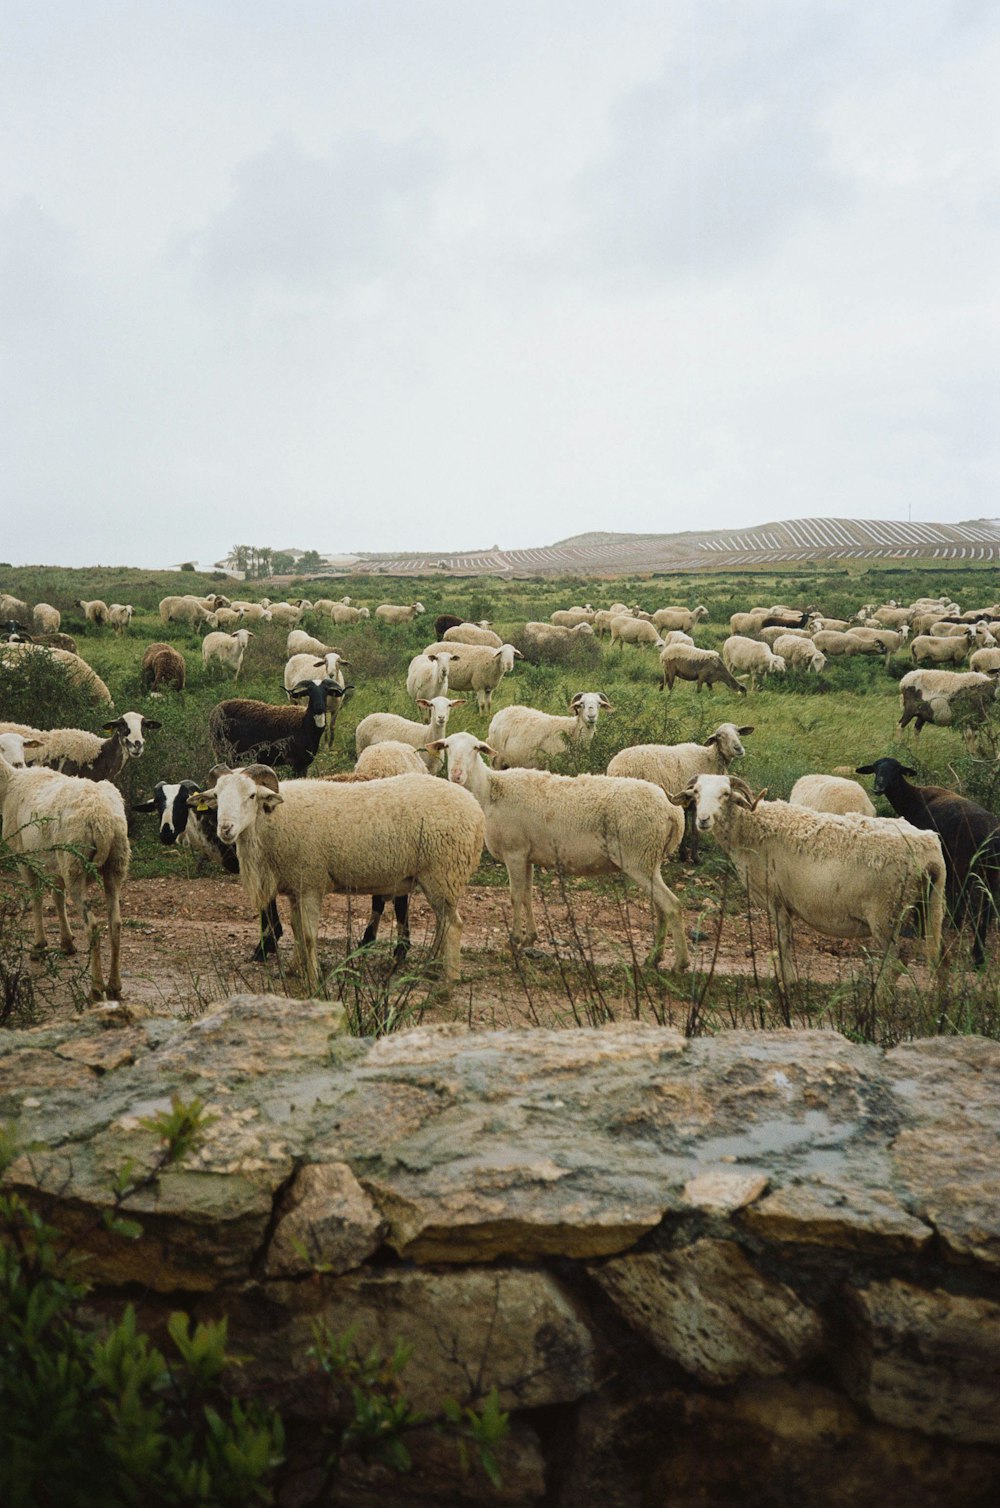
top-left (487, 692), bottom-right (613, 770)
top-left (209, 681), bottom-right (350, 776)
top-left (195, 764), bottom-right (484, 987)
top-left (607, 722), bottom-right (753, 861)
top-left (0, 754), bottom-right (130, 1000)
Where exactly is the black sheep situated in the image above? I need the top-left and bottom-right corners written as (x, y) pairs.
top-left (434, 613), bottom-right (464, 641)
top-left (209, 680), bottom-right (350, 776)
top-left (856, 757), bottom-right (1000, 965)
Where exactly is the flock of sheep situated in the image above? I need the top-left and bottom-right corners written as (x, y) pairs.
top-left (2, 582), bottom-right (1000, 1008)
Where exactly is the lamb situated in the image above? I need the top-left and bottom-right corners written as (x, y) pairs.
top-left (0, 754), bottom-right (129, 1000)
top-left (6, 712), bottom-right (161, 781)
top-left (375, 602), bottom-right (426, 624)
top-left (202, 628), bottom-right (255, 680)
top-left (443, 623), bottom-right (503, 647)
top-left (431, 731), bottom-right (689, 970)
top-left (75, 598), bottom-right (110, 628)
top-left (659, 643), bottom-right (747, 695)
top-left (668, 774), bottom-right (945, 998)
top-left (649, 605), bottom-right (708, 634)
top-left (771, 634), bottom-right (826, 673)
top-left (487, 692), bottom-right (614, 770)
top-left (107, 603), bottom-right (134, 635)
top-left (355, 695), bottom-right (464, 772)
top-left (209, 680), bottom-right (350, 776)
top-left (141, 641), bottom-right (186, 691)
top-left (722, 636), bottom-right (786, 690)
top-left (897, 669), bottom-right (1000, 740)
top-left (609, 615), bottom-right (666, 650)
top-left (856, 757), bottom-right (1000, 966)
top-left (421, 641), bottom-right (523, 713)
top-left (0, 643), bottom-right (113, 703)
top-left (193, 763), bottom-right (484, 987)
top-left (406, 650), bottom-right (459, 706)
top-left (788, 774), bottom-right (876, 817)
top-left (607, 722), bottom-right (753, 861)
top-left (31, 603), bottom-right (61, 634)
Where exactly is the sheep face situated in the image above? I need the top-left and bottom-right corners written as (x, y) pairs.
top-left (674, 773), bottom-right (763, 831)
top-left (199, 769), bottom-right (284, 845)
top-left (855, 759), bottom-right (918, 796)
top-left (133, 779), bottom-right (201, 844)
top-left (105, 711), bottom-right (161, 759)
top-left (569, 692), bottom-right (613, 729)
top-left (705, 724), bottom-right (753, 763)
top-left (0, 731), bottom-right (42, 768)
top-left (416, 696), bottom-right (465, 737)
top-left (433, 730), bottom-right (494, 788)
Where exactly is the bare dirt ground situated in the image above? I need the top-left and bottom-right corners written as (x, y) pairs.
top-left (4, 870), bottom-right (916, 1034)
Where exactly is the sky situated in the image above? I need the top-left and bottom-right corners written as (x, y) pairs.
top-left (2, 0), bottom-right (999, 568)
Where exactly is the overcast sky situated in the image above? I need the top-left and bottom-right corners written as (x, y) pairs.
top-left (2, 1), bottom-right (999, 568)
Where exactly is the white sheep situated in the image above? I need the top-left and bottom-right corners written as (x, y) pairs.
top-left (353, 741), bottom-right (433, 779)
top-left (0, 592), bottom-right (30, 621)
top-left (771, 634), bottom-right (826, 673)
top-left (669, 774), bottom-right (945, 999)
top-left (760, 625), bottom-right (811, 647)
top-left (196, 764), bottom-right (484, 988)
top-left (31, 603), bottom-right (61, 634)
top-left (910, 632), bottom-right (973, 667)
top-left (286, 629), bottom-right (336, 658)
top-left (609, 615), bottom-right (666, 650)
top-left (158, 595), bottom-right (215, 630)
top-left (593, 607), bottom-right (636, 637)
top-left (422, 641), bottom-right (523, 713)
top-left (267, 602), bottom-right (306, 627)
top-left (810, 630), bottom-right (871, 658)
top-left (722, 636), bottom-right (787, 690)
top-left (283, 651), bottom-right (348, 695)
top-left (969, 647), bottom-right (1000, 675)
top-left (202, 628), bottom-right (255, 680)
top-left (326, 603), bottom-right (370, 624)
top-left (107, 603), bottom-right (134, 635)
top-left (522, 621), bottom-right (596, 656)
top-left (487, 692), bottom-right (613, 770)
top-left (75, 598), bottom-right (110, 628)
top-left (230, 602), bottom-right (274, 625)
top-left (898, 668), bottom-right (1000, 739)
top-left (212, 607), bottom-right (245, 630)
top-left (0, 754), bottom-right (130, 1000)
top-left (649, 605), bottom-right (708, 634)
top-left (355, 695), bottom-right (464, 772)
top-left (431, 731), bottom-right (688, 969)
top-left (376, 602), bottom-right (426, 624)
top-left (607, 721), bottom-right (753, 861)
top-left (659, 643), bottom-right (748, 695)
top-left (788, 774), bottom-right (876, 817)
top-left (443, 623), bottom-right (503, 647)
top-left (406, 650), bottom-right (459, 707)
top-left (729, 609), bottom-right (770, 636)
top-left (0, 643), bottom-right (113, 703)
top-left (0, 712), bottom-right (159, 781)
top-left (0, 731), bottom-right (43, 767)
top-left (550, 607), bottom-right (596, 628)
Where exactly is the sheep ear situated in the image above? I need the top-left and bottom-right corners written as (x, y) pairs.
top-left (417, 698), bottom-right (432, 709)
top-left (426, 739), bottom-right (447, 752)
top-left (448, 698), bottom-right (466, 707)
top-left (902, 766), bottom-right (918, 777)
top-left (737, 725), bottom-right (754, 735)
top-left (141, 718), bottom-right (162, 730)
top-left (259, 791), bottom-right (283, 813)
top-left (667, 789), bottom-right (694, 808)
top-left (855, 764), bottom-right (876, 775)
top-left (598, 695), bottom-right (614, 710)
top-left (132, 795), bottom-right (159, 812)
top-left (569, 693), bottom-right (584, 709)
top-left (188, 789), bottom-right (218, 811)
top-left (513, 648), bottom-right (524, 659)
top-left (705, 733), bottom-right (719, 747)
top-left (477, 741), bottom-right (497, 757)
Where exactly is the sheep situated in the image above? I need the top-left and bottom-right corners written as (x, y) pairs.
top-left (550, 607), bottom-right (596, 628)
top-left (7, 712), bottom-right (161, 782)
top-left (649, 605), bottom-right (708, 634)
top-left (142, 641), bottom-right (186, 692)
top-left (193, 763), bottom-right (484, 987)
top-left (132, 772), bottom-right (283, 961)
top-left (209, 607), bottom-right (244, 630)
top-left (928, 620), bottom-right (984, 638)
top-left (353, 741), bottom-right (431, 779)
top-left (869, 606), bottom-right (914, 629)
top-left (897, 669), bottom-right (1000, 741)
top-left (267, 602), bottom-right (306, 627)
top-left (729, 609), bottom-right (771, 636)
top-left (230, 602), bottom-right (274, 625)
top-left (2, 622), bottom-right (78, 653)
top-left (771, 634), bottom-right (826, 673)
top-left (609, 615), bottom-right (665, 651)
top-left (202, 628), bottom-right (255, 681)
top-left (75, 598), bottom-right (110, 629)
top-left (810, 630), bottom-right (873, 658)
top-left (0, 754), bottom-right (130, 1000)
top-left (31, 603), bottom-right (61, 634)
top-left (0, 643), bottom-right (113, 703)
top-left (313, 597), bottom-right (353, 617)
top-left (522, 621), bottom-right (596, 656)
top-left (661, 630), bottom-right (694, 646)
top-left (0, 593), bottom-right (29, 621)
top-left (434, 613), bottom-right (464, 640)
top-left (593, 607), bottom-right (636, 637)
top-left (910, 631), bottom-right (973, 667)
top-left (788, 774), bottom-right (876, 817)
top-left (607, 722), bottom-right (753, 862)
top-left (107, 603), bottom-right (134, 635)
top-left (722, 636), bottom-right (786, 690)
top-left (421, 641), bottom-right (523, 713)
top-left (406, 650), bottom-right (458, 707)
top-left (355, 695), bottom-right (464, 774)
top-left (969, 647), bottom-right (1000, 675)
top-left (667, 774), bottom-right (945, 998)
top-left (808, 617), bottom-right (851, 633)
top-left (376, 602), bottom-right (426, 624)
top-left (208, 680), bottom-right (350, 776)
top-left (431, 731), bottom-right (688, 969)
top-left (159, 594), bottom-right (214, 629)
top-left (283, 651), bottom-right (348, 694)
top-left (848, 626), bottom-right (909, 660)
top-left (487, 692), bottom-right (614, 770)
top-left (659, 643), bottom-right (747, 695)
top-left (443, 622), bottom-right (503, 647)
top-left (0, 731), bottom-right (44, 768)
top-left (760, 625), bottom-right (812, 647)
top-left (856, 757), bottom-right (1000, 966)
top-left (286, 629), bottom-right (338, 658)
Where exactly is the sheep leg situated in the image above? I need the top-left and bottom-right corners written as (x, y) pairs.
top-left (506, 854), bottom-right (537, 944)
top-left (68, 873), bottom-right (106, 1002)
top-left (392, 895), bottom-right (410, 961)
top-left (51, 881), bottom-right (76, 955)
top-left (680, 807), bottom-right (700, 864)
top-left (624, 864), bottom-right (689, 971)
top-left (27, 876), bottom-right (51, 957)
top-left (289, 890), bottom-right (323, 989)
top-left (251, 901), bottom-right (283, 961)
top-left (431, 902), bottom-right (462, 981)
top-left (102, 874), bottom-right (123, 999)
top-left (771, 906), bottom-right (799, 993)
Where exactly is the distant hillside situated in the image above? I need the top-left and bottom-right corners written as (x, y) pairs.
top-left (347, 517), bottom-right (1000, 577)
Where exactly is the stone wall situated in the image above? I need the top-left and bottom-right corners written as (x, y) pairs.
top-left (3, 998), bottom-right (999, 1505)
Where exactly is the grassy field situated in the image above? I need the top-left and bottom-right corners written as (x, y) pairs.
top-left (3, 560), bottom-right (1000, 1042)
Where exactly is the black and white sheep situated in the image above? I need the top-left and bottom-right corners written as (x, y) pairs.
top-left (208, 680), bottom-right (351, 776)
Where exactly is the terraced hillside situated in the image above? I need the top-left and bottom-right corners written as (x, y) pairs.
top-left (348, 516), bottom-right (1000, 576)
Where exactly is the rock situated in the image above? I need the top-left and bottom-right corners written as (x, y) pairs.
top-left (743, 1176), bottom-right (932, 1252)
top-left (265, 1162), bottom-right (385, 1277)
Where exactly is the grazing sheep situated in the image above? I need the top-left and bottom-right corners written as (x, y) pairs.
top-left (487, 692), bottom-right (614, 770)
top-left (312, 597), bottom-right (353, 617)
top-left (659, 643), bottom-right (747, 695)
top-left (202, 628), bottom-right (255, 680)
top-left (230, 602), bottom-right (274, 625)
top-left (722, 636), bottom-right (786, 690)
top-left (267, 602), bottom-right (306, 627)
top-left (31, 603), bottom-right (61, 634)
top-left (856, 757), bottom-right (1000, 966)
top-left (0, 593), bottom-right (30, 621)
top-left (522, 621), bottom-right (596, 656)
top-left (421, 641), bottom-right (523, 713)
top-left (159, 595), bottom-right (215, 630)
top-left (0, 755), bottom-right (130, 1000)
top-left (668, 774), bottom-right (945, 998)
top-left (607, 722), bottom-right (753, 862)
top-left (550, 607), bottom-right (596, 628)
top-left (406, 650), bottom-right (458, 707)
top-left (808, 617), bottom-right (851, 633)
top-left (107, 603), bottom-right (134, 635)
top-left (324, 603), bottom-right (369, 625)
top-left (353, 741), bottom-right (431, 779)
top-left (0, 643), bottom-right (113, 703)
top-left (209, 680), bottom-right (350, 776)
top-left (810, 630), bottom-right (873, 658)
top-left (771, 634), bottom-right (826, 673)
top-left (355, 695), bottom-right (464, 773)
top-left (211, 607), bottom-right (244, 630)
top-left (609, 615), bottom-right (666, 650)
top-left (431, 731), bottom-right (688, 970)
top-left (593, 607), bottom-right (636, 637)
top-left (141, 641), bottom-right (186, 692)
top-left (649, 605), bottom-right (708, 634)
top-left (194, 763), bottom-right (484, 988)
top-left (789, 774), bottom-right (876, 817)
top-left (760, 626), bottom-right (812, 647)
top-left (969, 647), bottom-right (1000, 676)
top-left (286, 629), bottom-right (336, 658)
top-left (376, 602), bottom-right (426, 624)
top-left (897, 668), bottom-right (1000, 742)
top-left (443, 622), bottom-right (503, 647)
top-left (910, 631), bottom-right (974, 666)
top-left (729, 609), bottom-right (771, 636)
top-left (75, 598), bottom-right (110, 628)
